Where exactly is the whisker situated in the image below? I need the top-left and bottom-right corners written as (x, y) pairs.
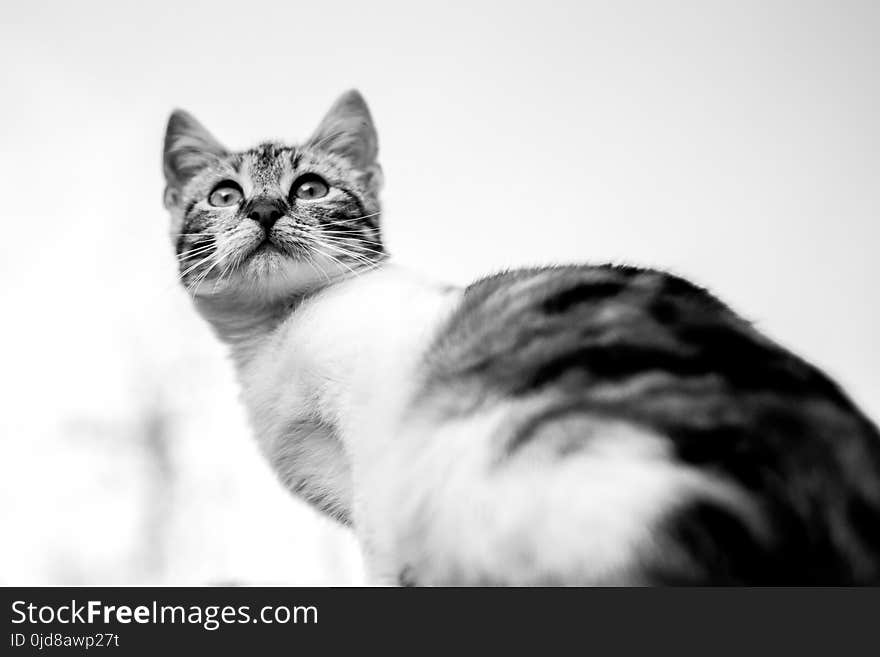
top-left (182, 261), bottom-right (213, 290)
top-left (312, 238), bottom-right (380, 272)
top-left (188, 252), bottom-right (227, 295)
top-left (184, 238), bottom-right (236, 293)
top-left (177, 245), bottom-right (217, 261)
top-left (213, 249), bottom-right (240, 292)
top-left (324, 211), bottom-right (381, 225)
top-left (314, 234), bottom-right (387, 258)
top-left (178, 253), bottom-right (217, 280)
top-left (306, 233), bottom-right (379, 274)
top-left (314, 239), bottom-right (365, 267)
top-left (309, 244), bottom-right (359, 277)
top-left (317, 230), bottom-right (384, 244)
top-left (315, 236), bottom-right (377, 260)
top-left (318, 227), bottom-right (382, 235)
top-left (317, 231), bottom-right (384, 245)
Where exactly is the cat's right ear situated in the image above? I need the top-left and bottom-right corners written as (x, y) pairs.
top-left (163, 109), bottom-right (227, 207)
top-left (307, 90), bottom-right (380, 170)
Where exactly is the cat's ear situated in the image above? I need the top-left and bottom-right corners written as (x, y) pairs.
top-left (163, 109), bottom-right (227, 203)
top-left (307, 90), bottom-right (380, 174)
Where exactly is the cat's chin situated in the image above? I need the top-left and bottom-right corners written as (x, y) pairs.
top-left (196, 250), bottom-right (340, 304)
top-left (242, 241), bottom-right (294, 270)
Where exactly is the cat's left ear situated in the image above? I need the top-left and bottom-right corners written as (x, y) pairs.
top-left (307, 90), bottom-right (382, 191)
top-left (163, 109), bottom-right (227, 207)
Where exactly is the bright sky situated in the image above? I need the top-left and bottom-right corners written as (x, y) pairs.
top-left (1, 1), bottom-right (878, 583)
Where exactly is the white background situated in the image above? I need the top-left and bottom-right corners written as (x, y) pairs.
top-left (1, 1), bottom-right (878, 584)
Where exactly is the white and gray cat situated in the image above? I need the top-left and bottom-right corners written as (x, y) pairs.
top-left (163, 90), bottom-right (880, 585)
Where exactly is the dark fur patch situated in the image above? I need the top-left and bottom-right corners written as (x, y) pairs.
top-left (420, 264), bottom-right (880, 583)
top-left (649, 500), bottom-right (779, 585)
top-left (542, 280), bottom-right (627, 313)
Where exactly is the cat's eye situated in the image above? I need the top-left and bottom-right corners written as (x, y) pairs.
top-left (291, 175), bottom-right (329, 201)
top-left (208, 182), bottom-right (244, 207)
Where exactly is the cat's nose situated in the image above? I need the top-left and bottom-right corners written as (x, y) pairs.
top-left (246, 199), bottom-right (284, 230)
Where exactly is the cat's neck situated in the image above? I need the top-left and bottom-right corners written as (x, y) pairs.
top-left (192, 262), bottom-right (461, 400)
top-left (192, 287), bottom-right (310, 366)
top-left (190, 264), bottom-right (357, 365)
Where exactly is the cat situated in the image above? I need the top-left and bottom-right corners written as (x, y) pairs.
top-left (162, 90), bottom-right (880, 585)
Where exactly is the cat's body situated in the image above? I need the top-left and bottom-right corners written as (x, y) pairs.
top-left (163, 91), bottom-right (880, 585)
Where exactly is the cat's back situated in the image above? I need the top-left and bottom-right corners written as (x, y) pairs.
top-left (395, 264), bottom-right (880, 585)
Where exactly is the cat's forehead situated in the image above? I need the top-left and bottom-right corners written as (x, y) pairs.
top-left (232, 141), bottom-right (295, 183)
top-left (229, 141), bottom-right (354, 183)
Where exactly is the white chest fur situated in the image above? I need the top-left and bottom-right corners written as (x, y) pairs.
top-left (230, 265), bottom-right (462, 569)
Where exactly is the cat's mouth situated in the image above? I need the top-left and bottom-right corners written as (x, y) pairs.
top-left (253, 240), bottom-right (282, 255)
top-left (247, 233), bottom-right (300, 260)
top-left (237, 233), bottom-right (310, 271)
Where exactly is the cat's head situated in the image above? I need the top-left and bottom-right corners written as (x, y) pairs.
top-left (163, 90), bottom-right (385, 301)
